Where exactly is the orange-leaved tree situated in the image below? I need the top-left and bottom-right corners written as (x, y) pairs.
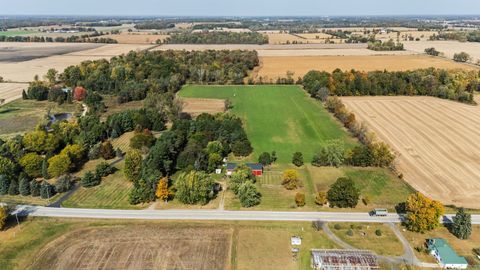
top-left (155, 177), bottom-right (172, 202)
top-left (405, 192), bottom-right (444, 233)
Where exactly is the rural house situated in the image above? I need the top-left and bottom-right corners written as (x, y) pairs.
top-left (226, 163), bottom-right (264, 176)
top-left (426, 238), bottom-right (468, 269)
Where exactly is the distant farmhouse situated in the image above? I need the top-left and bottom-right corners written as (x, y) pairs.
top-left (226, 162), bottom-right (264, 176)
top-left (427, 238), bottom-right (468, 269)
top-left (311, 249), bottom-right (379, 270)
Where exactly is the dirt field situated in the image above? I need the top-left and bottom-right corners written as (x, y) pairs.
top-left (404, 40), bottom-right (480, 63)
top-left (0, 83), bottom-right (29, 104)
top-left (102, 33), bottom-right (169, 44)
top-left (256, 54), bottom-right (477, 80)
top-left (0, 42), bottom-right (102, 62)
top-left (342, 96), bottom-right (480, 208)
top-left (0, 43), bottom-right (154, 82)
top-left (30, 226), bottom-right (231, 270)
top-left (267, 33), bottom-right (339, 44)
top-left (182, 98), bottom-right (225, 116)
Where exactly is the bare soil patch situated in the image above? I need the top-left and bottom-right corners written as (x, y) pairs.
top-left (182, 98), bottom-right (225, 116)
top-left (30, 226), bottom-right (232, 270)
top-left (102, 33), bottom-right (170, 44)
top-left (0, 83), bottom-right (29, 104)
top-left (404, 40), bottom-right (480, 63)
top-left (257, 54), bottom-right (478, 80)
top-left (342, 96), bottom-right (480, 208)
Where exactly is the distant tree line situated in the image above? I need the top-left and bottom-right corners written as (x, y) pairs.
top-left (430, 30), bottom-right (480, 43)
top-left (163, 32), bottom-right (268, 44)
top-left (367, 39), bottom-right (404, 51)
top-left (302, 68), bottom-right (478, 103)
top-left (134, 21), bottom-right (175, 30)
top-left (0, 32), bottom-right (118, 43)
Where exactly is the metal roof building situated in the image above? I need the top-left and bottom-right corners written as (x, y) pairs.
top-left (311, 249), bottom-right (379, 270)
top-left (427, 238), bottom-right (468, 269)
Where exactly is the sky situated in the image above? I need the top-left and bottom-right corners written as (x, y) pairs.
top-left (0, 0), bottom-right (479, 16)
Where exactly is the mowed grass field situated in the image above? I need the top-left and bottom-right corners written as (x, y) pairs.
top-left (0, 218), bottom-right (338, 270)
top-left (179, 85), bottom-right (356, 163)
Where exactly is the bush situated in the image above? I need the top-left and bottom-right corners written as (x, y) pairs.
top-left (81, 171), bottom-right (101, 188)
top-left (375, 229), bottom-right (382, 236)
top-left (100, 141), bottom-right (115, 160)
top-left (282, 169), bottom-right (301, 190)
top-left (55, 174), bottom-right (75, 193)
top-left (295, 192), bottom-right (306, 207)
top-left (315, 191), bottom-right (328, 206)
top-left (334, 224), bottom-right (342, 230)
top-left (346, 229), bottom-right (354, 236)
top-left (0, 206), bottom-right (8, 230)
top-left (95, 162), bottom-right (115, 178)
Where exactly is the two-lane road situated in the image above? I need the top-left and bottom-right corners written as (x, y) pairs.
top-left (13, 205), bottom-right (480, 224)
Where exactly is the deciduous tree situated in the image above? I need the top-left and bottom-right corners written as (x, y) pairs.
top-left (47, 154), bottom-right (71, 178)
top-left (282, 169), bottom-right (301, 190)
top-left (124, 149), bottom-right (142, 182)
top-left (405, 192), bottom-right (444, 233)
top-left (238, 181), bottom-right (261, 207)
top-left (175, 171), bottom-right (215, 205)
top-left (327, 177), bottom-right (360, 208)
top-left (155, 177), bottom-right (172, 202)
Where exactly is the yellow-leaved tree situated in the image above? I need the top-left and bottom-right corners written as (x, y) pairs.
top-left (405, 192), bottom-right (444, 233)
top-left (155, 177), bottom-right (172, 202)
top-left (282, 169), bottom-right (301, 190)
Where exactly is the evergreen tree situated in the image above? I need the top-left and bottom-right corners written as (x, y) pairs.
top-left (81, 171), bottom-right (101, 188)
top-left (30, 180), bottom-right (41, 197)
top-left (41, 159), bottom-right (49, 179)
top-left (451, 208), bottom-right (472, 239)
top-left (19, 176), bottom-right (31, 196)
top-left (292, 152), bottom-right (304, 167)
top-left (0, 175), bottom-right (9, 195)
top-left (8, 179), bottom-right (19, 195)
top-left (40, 181), bottom-right (55, 199)
top-left (258, 152), bottom-right (271, 166)
top-left (22, 89), bottom-right (28, 100)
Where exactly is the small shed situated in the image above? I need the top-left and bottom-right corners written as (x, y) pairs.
top-left (291, 236), bottom-right (302, 246)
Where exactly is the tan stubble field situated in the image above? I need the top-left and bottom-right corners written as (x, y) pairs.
top-left (342, 96), bottom-right (480, 208)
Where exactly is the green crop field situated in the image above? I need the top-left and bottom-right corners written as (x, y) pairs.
top-left (179, 85), bottom-right (357, 163)
top-left (0, 30), bottom-right (36, 37)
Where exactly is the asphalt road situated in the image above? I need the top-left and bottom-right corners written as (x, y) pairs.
top-left (13, 205), bottom-right (480, 224)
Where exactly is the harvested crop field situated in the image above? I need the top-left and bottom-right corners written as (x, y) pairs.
top-left (0, 43), bottom-right (154, 82)
top-left (101, 33), bottom-right (169, 44)
top-left (256, 54), bottom-right (477, 80)
top-left (182, 98), bottom-right (225, 116)
top-left (30, 226), bottom-right (232, 270)
top-left (0, 42), bottom-right (102, 62)
top-left (342, 96), bottom-right (480, 208)
top-left (0, 83), bottom-right (29, 104)
top-left (404, 40), bottom-right (480, 63)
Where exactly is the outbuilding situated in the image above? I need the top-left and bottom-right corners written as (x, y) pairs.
top-left (427, 238), bottom-right (468, 269)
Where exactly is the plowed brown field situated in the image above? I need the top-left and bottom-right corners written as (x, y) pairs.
top-left (256, 55), bottom-right (478, 80)
top-left (31, 226), bottom-right (231, 270)
top-left (182, 98), bottom-right (225, 116)
top-left (342, 96), bottom-right (480, 208)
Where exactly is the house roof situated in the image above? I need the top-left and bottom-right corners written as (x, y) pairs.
top-left (246, 163), bottom-right (263, 170)
top-left (428, 238), bottom-right (468, 265)
top-left (226, 163), bottom-right (263, 171)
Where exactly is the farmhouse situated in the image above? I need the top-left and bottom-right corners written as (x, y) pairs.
top-left (311, 249), bottom-right (379, 270)
top-left (226, 162), bottom-right (263, 176)
top-left (426, 238), bottom-right (468, 269)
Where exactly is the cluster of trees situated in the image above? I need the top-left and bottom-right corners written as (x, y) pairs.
top-left (257, 151), bottom-right (277, 166)
top-left (0, 33), bottom-right (117, 43)
top-left (61, 50), bottom-right (259, 92)
top-left (127, 113), bottom-right (252, 205)
top-left (163, 32), bottom-right (269, 44)
top-left (425, 47), bottom-right (441, 56)
top-left (228, 166), bottom-right (261, 207)
top-left (322, 98), bottom-right (396, 168)
top-left (453, 52), bottom-right (471, 63)
top-left (430, 30), bottom-right (480, 43)
top-left (302, 68), bottom-right (478, 103)
top-left (346, 34), bottom-right (376, 44)
top-left (367, 39), bottom-right (404, 51)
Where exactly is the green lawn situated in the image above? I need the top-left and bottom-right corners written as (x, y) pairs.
top-left (179, 85), bottom-right (357, 163)
top-left (0, 30), bottom-right (36, 37)
top-left (62, 160), bottom-right (145, 209)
